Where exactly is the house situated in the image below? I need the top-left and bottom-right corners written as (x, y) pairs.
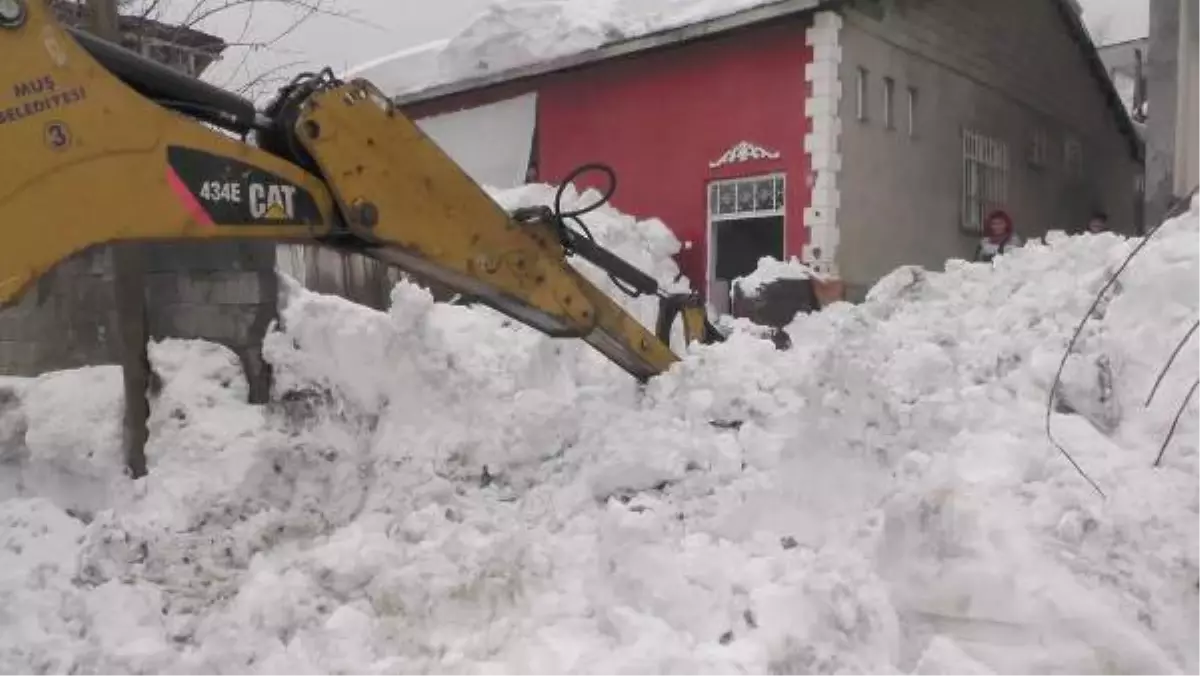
top-left (352, 0), bottom-right (1143, 310)
top-left (1097, 37), bottom-right (1149, 123)
top-left (48, 0), bottom-right (226, 77)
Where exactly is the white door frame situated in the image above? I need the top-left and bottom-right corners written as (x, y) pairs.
top-left (705, 172), bottom-right (788, 310)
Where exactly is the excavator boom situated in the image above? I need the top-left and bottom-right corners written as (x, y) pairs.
top-left (0, 0), bottom-right (720, 381)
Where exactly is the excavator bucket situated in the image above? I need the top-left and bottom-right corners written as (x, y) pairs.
top-left (656, 293), bottom-right (724, 346)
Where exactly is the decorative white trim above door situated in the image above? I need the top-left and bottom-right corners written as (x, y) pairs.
top-left (708, 141), bottom-right (782, 169)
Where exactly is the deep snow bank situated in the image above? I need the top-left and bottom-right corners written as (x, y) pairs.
top-left (0, 190), bottom-right (1196, 674)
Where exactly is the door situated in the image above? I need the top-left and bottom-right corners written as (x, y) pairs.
top-left (707, 174), bottom-right (786, 314)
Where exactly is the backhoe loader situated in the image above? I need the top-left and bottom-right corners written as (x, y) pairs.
top-left (0, 0), bottom-right (723, 382)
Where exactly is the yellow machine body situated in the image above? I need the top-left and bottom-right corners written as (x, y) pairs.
top-left (0, 0), bottom-right (722, 381)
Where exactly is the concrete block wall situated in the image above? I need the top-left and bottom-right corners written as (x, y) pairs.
top-left (0, 248), bottom-right (117, 374)
top-left (0, 242), bottom-right (277, 402)
top-left (141, 242), bottom-right (279, 403)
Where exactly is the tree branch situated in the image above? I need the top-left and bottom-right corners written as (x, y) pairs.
top-left (116, 0), bottom-right (383, 99)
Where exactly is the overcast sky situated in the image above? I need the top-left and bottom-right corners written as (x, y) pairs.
top-left (174, 0), bottom-right (1148, 97)
top-left (1078, 0), bottom-right (1150, 44)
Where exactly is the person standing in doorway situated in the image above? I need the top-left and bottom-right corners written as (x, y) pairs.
top-left (975, 209), bottom-right (1022, 263)
top-left (1084, 210), bottom-right (1108, 234)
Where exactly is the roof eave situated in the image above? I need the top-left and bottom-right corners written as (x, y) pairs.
top-left (391, 0), bottom-right (1143, 164)
top-left (392, 0), bottom-right (827, 106)
top-left (1052, 0), bottom-right (1145, 162)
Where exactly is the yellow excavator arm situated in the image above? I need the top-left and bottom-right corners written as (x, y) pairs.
top-left (0, 0), bottom-right (721, 381)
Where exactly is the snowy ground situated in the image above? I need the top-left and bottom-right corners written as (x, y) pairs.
top-left (1, 186), bottom-right (1197, 674)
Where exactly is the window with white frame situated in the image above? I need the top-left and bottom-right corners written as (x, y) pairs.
top-left (961, 129), bottom-right (1009, 233)
top-left (883, 77), bottom-right (895, 129)
top-left (708, 174), bottom-right (786, 219)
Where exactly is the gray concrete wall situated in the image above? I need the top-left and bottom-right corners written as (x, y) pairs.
top-left (1146, 0), bottom-right (1184, 227)
top-left (0, 249), bottom-right (118, 373)
top-left (834, 0), bottom-right (1142, 300)
top-left (0, 242), bottom-right (277, 401)
top-left (141, 242), bottom-right (278, 402)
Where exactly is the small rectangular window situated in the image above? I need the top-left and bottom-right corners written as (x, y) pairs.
top-left (1064, 136), bottom-right (1084, 177)
top-left (1028, 128), bottom-right (1050, 167)
top-left (709, 175), bottom-right (787, 220)
top-left (883, 77), bottom-right (895, 129)
top-left (961, 128), bottom-right (1009, 234)
top-left (906, 86), bottom-right (918, 137)
top-left (856, 67), bottom-right (869, 121)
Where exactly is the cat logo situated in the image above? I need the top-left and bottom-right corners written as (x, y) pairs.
top-left (248, 183), bottom-right (298, 221)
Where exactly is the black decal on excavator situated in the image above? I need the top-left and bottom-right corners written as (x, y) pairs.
top-left (0, 74), bottom-right (87, 126)
top-left (166, 146), bottom-right (321, 226)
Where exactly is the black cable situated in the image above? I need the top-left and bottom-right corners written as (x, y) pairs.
top-left (1144, 320), bottom-right (1199, 407)
top-left (1154, 379), bottom-right (1198, 467)
top-left (151, 98), bottom-right (244, 128)
top-left (553, 162), bottom-right (617, 220)
top-left (1041, 182), bottom-right (1200, 494)
top-left (550, 163), bottom-right (642, 297)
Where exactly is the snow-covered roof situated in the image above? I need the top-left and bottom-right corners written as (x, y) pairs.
top-left (351, 0), bottom-right (1141, 162)
top-left (350, 0), bottom-right (817, 102)
top-left (343, 39), bottom-right (450, 97)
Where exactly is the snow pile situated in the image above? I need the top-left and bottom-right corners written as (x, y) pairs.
top-left (492, 183), bottom-right (688, 295)
top-left (343, 39), bottom-right (452, 103)
top-left (352, 0), bottom-right (783, 96)
top-left (733, 255), bottom-right (825, 297)
top-left (0, 368), bottom-right (125, 519)
top-left (0, 191), bottom-right (1197, 673)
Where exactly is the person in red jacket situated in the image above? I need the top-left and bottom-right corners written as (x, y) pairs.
top-left (975, 209), bottom-right (1022, 263)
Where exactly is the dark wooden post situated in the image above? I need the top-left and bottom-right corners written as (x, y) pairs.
top-left (88, 0), bottom-right (149, 479)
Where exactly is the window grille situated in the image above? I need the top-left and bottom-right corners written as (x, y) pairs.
top-left (708, 174), bottom-right (786, 221)
top-left (961, 128), bottom-right (1009, 233)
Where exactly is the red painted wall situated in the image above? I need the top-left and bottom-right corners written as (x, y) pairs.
top-left (537, 18), bottom-right (812, 294)
top-left (402, 17), bottom-right (813, 296)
